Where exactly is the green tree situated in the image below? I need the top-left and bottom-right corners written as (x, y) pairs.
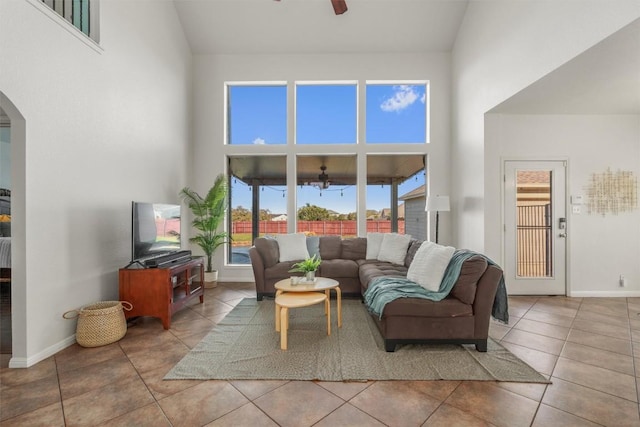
top-left (366, 209), bottom-right (379, 218)
top-left (232, 206), bottom-right (252, 222)
top-left (297, 203), bottom-right (331, 221)
top-left (259, 209), bottom-right (272, 221)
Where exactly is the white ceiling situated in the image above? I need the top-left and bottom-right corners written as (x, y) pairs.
top-left (172, 0), bottom-right (469, 54)
top-left (174, 2), bottom-right (638, 115)
top-left (490, 18), bottom-right (640, 115)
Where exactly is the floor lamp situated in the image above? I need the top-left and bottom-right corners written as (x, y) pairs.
top-left (426, 195), bottom-right (450, 244)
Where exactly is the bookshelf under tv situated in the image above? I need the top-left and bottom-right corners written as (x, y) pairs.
top-left (119, 256), bottom-right (205, 329)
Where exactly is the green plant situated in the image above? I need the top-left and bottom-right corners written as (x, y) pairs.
top-left (288, 255), bottom-right (321, 273)
top-left (180, 174), bottom-right (230, 273)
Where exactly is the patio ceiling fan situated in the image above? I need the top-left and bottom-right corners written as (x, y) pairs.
top-left (274, 0), bottom-right (348, 15)
top-left (307, 166), bottom-right (331, 190)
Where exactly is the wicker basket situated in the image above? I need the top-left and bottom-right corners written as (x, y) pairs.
top-left (63, 301), bottom-right (133, 348)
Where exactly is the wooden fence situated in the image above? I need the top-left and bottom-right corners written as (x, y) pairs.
top-left (231, 220), bottom-right (404, 237)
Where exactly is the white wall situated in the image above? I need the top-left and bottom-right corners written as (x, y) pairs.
top-left (0, 127), bottom-right (9, 188)
top-left (0, 0), bottom-right (192, 366)
top-left (192, 53), bottom-right (451, 282)
top-left (485, 114), bottom-right (640, 296)
top-left (451, 0), bottom-right (640, 253)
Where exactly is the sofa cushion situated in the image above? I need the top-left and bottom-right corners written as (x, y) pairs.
top-left (255, 237), bottom-right (279, 268)
top-left (319, 259), bottom-right (359, 278)
top-left (407, 241), bottom-right (455, 292)
top-left (378, 233), bottom-right (412, 265)
top-left (306, 236), bottom-right (320, 258)
top-left (365, 232), bottom-right (385, 260)
top-left (341, 237), bottom-right (367, 260)
top-left (404, 239), bottom-right (422, 267)
top-left (359, 262), bottom-right (408, 289)
top-left (319, 235), bottom-right (342, 260)
top-left (382, 296), bottom-right (473, 318)
top-left (276, 233), bottom-right (309, 262)
top-left (449, 255), bottom-right (488, 305)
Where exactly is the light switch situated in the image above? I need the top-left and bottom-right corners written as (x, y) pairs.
top-left (571, 195), bottom-right (584, 205)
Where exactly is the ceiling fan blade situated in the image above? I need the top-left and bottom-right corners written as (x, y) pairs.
top-left (274, 0), bottom-right (347, 16)
top-left (331, 0), bottom-right (348, 15)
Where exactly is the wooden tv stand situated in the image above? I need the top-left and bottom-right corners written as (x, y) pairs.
top-left (119, 256), bottom-right (205, 329)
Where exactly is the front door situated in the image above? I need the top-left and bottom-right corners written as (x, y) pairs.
top-left (504, 160), bottom-right (567, 295)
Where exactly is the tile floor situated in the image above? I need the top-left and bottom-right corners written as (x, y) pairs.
top-left (2, 283), bottom-right (640, 426)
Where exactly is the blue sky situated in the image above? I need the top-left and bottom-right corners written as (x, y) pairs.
top-left (228, 83), bottom-right (427, 214)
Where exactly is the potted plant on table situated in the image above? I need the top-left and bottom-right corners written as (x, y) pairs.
top-left (288, 254), bottom-right (322, 282)
top-left (180, 174), bottom-right (229, 288)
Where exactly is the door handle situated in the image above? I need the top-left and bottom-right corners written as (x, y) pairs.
top-left (558, 232), bottom-right (567, 238)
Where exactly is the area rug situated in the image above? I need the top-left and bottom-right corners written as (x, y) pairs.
top-left (165, 298), bottom-right (549, 383)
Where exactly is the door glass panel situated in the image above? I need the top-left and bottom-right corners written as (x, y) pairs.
top-left (516, 170), bottom-right (552, 277)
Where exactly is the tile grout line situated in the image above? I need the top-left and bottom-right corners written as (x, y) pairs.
top-left (537, 297), bottom-right (639, 425)
top-left (626, 297), bottom-right (640, 420)
top-left (501, 296), bottom-right (549, 427)
top-left (117, 338), bottom-right (189, 426)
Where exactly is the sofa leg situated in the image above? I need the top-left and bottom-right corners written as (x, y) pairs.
top-left (384, 340), bottom-right (396, 352)
top-left (476, 340), bottom-right (487, 352)
top-left (257, 293), bottom-right (263, 301)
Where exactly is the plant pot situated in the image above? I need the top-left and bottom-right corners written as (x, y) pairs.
top-left (204, 270), bottom-right (218, 288)
top-left (305, 271), bottom-right (316, 282)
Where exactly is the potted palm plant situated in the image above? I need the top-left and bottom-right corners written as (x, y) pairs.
top-left (288, 254), bottom-right (321, 282)
top-left (180, 174), bottom-right (229, 288)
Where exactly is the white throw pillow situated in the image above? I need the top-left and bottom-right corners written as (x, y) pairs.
top-left (407, 241), bottom-right (455, 292)
top-left (276, 233), bottom-right (310, 262)
top-left (366, 232), bottom-right (385, 260)
top-left (377, 233), bottom-right (412, 265)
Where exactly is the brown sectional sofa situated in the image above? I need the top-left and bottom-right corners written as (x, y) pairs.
top-left (249, 235), bottom-right (504, 352)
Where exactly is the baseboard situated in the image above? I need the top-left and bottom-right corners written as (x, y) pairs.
top-left (569, 290), bottom-right (640, 298)
top-left (8, 334), bottom-right (76, 368)
top-left (219, 269), bottom-right (255, 283)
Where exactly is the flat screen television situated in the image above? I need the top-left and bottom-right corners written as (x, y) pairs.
top-left (131, 201), bottom-right (181, 262)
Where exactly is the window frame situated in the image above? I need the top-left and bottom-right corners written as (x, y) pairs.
top-left (365, 80), bottom-right (430, 144)
top-left (224, 81), bottom-right (288, 146)
top-left (222, 80), bottom-right (433, 266)
top-left (294, 80), bottom-right (359, 145)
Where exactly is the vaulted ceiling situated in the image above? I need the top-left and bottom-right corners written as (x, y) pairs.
top-left (172, 0), bottom-right (469, 54)
top-left (173, 1), bottom-right (639, 115)
top-left (491, 18), bottom-right (640, 115)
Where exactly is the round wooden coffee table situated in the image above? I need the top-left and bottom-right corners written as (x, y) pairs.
top-left (274, 277), bottom-right (342, 328)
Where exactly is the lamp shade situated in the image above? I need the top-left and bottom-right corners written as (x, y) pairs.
top-left (426, 195), bottom-right (450, 212)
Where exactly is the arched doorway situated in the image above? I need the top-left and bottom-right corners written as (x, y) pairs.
top-left (0, 92), bottom-right (26, 368)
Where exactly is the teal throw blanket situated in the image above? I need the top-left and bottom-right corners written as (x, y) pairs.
top-left (364, 250), bottom-right (509, 323)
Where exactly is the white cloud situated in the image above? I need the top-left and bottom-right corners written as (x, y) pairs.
top-left (253, 137), bottom-right (266, 145)
top-left (380, 85), bottom-right (419, 113)
top-left (420, 92), bottom-right (426, 104)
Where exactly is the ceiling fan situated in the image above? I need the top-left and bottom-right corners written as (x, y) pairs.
top-left (274, 0), bottom-right (348, 15)
top-left (307, 166), bottom-right (331, 190)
